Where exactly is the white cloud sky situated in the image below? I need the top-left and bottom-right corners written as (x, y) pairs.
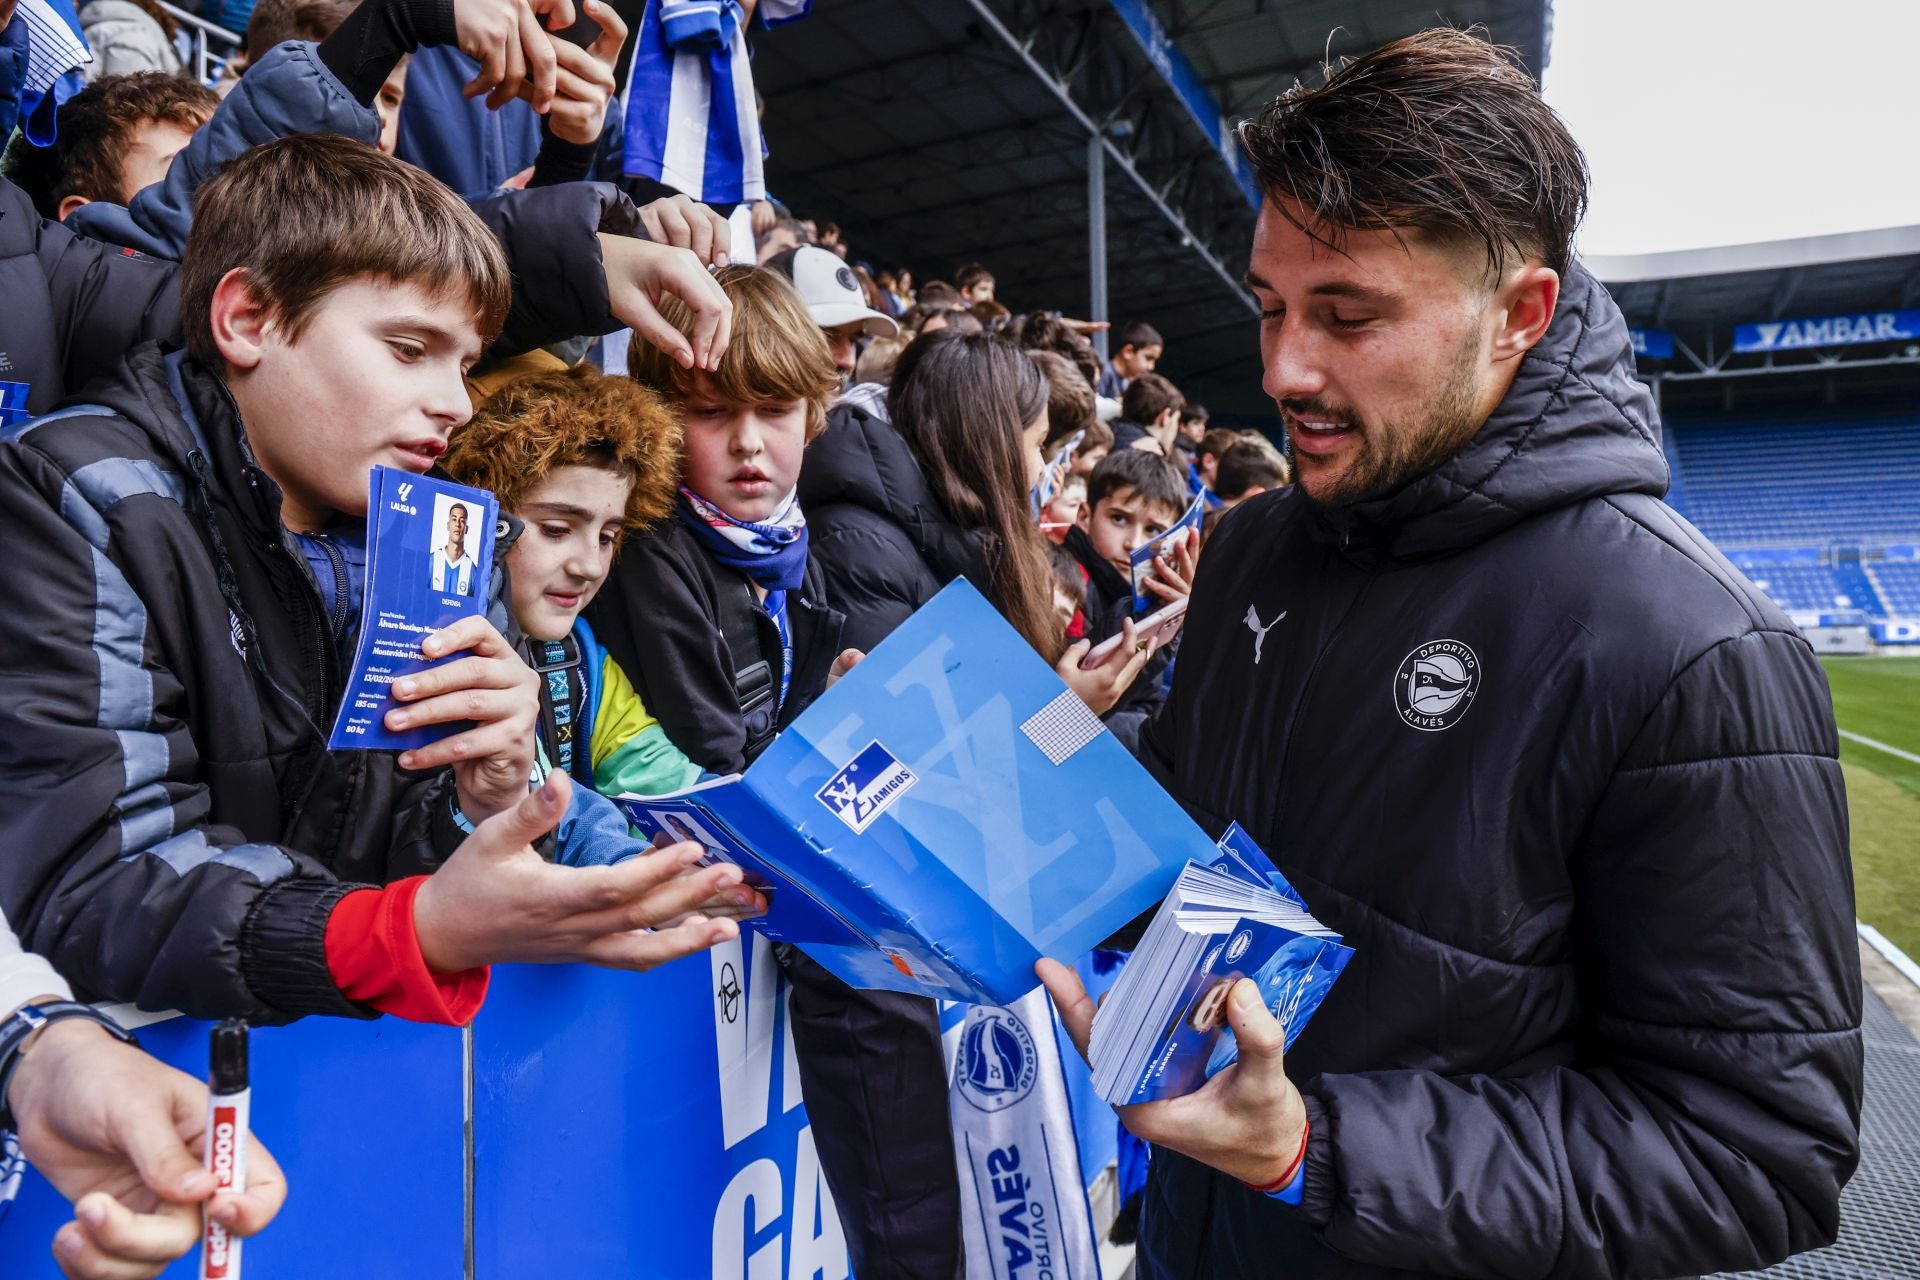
top-left (1542, 0), bottom-right (1920, 256)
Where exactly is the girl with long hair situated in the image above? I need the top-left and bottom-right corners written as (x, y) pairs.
top-left (800, 328), bottom-right (1148, 711)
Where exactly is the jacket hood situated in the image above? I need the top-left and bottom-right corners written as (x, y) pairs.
top-left (1310, 264), bottom-right (1667, 562)
top-left (798, 398), bottom-right (992, 586)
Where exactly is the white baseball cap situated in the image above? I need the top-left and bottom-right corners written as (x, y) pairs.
top-left (784, 246), bottom-right (900, 338)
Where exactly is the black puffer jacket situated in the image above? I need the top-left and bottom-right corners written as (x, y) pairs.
top-left (797, 396), bottom-right (996, 654)
top-left (0, 177), bottom-right (179, 416)
top-left (588, 513), bottom-right (843, 776)
top-left (0, 345), bottom-right (499, 1021)
top-left (1135, 266), bottom-right (1862, 1280)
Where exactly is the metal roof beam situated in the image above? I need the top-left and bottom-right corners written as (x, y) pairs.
top-left (794, 131), bottom-right (1094, 208)
top-left (960, 0), bottom-right (1256, 316)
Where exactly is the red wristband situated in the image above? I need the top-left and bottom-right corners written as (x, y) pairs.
top-left (1242, 1117), bottom-right (1311, 1194)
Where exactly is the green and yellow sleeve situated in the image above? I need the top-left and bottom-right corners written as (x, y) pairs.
top-left (590, 653), bottom-right (706, 798)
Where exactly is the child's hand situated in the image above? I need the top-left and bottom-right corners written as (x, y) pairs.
top-left (456, 0), bottom-right (577, 112)
top-left (390, 616), bottom-right (542, 825)
top-left (1056, 618), bottom-right (1155, 716)
top-left (644, 834), bottom-right (770, 921)
top-left (824, 647), bottom-right (866, 691)
top-left (1143, 526), bottom-right (1200, 603)
top-left (540, 0), bottom-right (627, 145)
top-left (598, 232), bottom-right (734, 371)
top-left (663, 856), bottom-right (769, 923)
top-left (415, 773), bottom-right (745, 972)
top-left (636, 194), bottom-right (733, 267)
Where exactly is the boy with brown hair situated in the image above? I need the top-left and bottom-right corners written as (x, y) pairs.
top-left (1213, 437), bottom-right (1292, 505)
top-left (1065, 447), bottom-right (1196, 639)
top-left (1, 71), bottom-right (217, 220)
top-left (1096, 318), bottom-right (1163, 398)
top-left (954, 259), bottom-right (994, 303)
top-left (1069, 414), bottom-right (1114, 476)
top-left (1113, 370), bottom-right (1185, 455)
top-left (1194, 425), bottom-right (1241, 492)
top-left (1060, 448), bottom-right (1196, 721)
top-left (589, 263), bottom-right (848, 771)
top-left (1031, 346), bottom-right (1096, 451)
top-left (589, 265), bottom-right (968, 1280)
top-left (0, 134), bottom-right (744, 1033)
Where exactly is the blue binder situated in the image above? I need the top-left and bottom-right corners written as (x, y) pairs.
top-left (616, 580), bottom-right (1211, 1005)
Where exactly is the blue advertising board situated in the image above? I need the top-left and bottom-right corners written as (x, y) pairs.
top-left (8, 1013), bottom-right (464, 1278)
top-left (5, 942), bottom-right (1122, 1276)
top-left (473, 936), bottom-right (849, 1279)
top-left (1733, 309), bottom-right (1920, 354)
top-left (1627, 326), bottom-right (1674, 359)
top-left (4, 946), bottom-right (850, 1279)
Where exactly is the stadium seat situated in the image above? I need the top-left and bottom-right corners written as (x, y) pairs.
top-left (1661, 418), bottom-right (1920, 619)
top-left (1664, 418), bottom-right (1920, 545)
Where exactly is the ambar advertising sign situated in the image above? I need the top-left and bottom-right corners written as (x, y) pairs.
top-left (1734, 309), bottom-right (1920, 354)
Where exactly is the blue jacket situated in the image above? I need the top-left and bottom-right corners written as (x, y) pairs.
top-left (395, 44), bottom-right (626, 198)
top-left (396, 44), bottom-right (542, 196)
top-left (555, 785), bottom-right (644, 868)
top-left (67, 41), bottom-right (648, 357)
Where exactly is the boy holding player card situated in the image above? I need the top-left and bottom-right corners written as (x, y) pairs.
top-left (0, 135), bottom-right (744, 1031)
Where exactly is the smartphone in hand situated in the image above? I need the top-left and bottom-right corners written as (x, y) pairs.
top-left (1080, 598), bottom-right (1189, 669)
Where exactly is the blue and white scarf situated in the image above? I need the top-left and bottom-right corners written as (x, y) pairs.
top-left (621, 0), bottom-right (811, 204)
top-left (676, 485), bottom-right (809, 592)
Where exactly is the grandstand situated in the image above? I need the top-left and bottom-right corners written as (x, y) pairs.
top-left (1595, 227), bottom-right (1920, 643)
top-left (753, 0), bottom-right (1549, 426)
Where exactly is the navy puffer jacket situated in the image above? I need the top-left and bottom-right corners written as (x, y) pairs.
top-left (67, 40), bottom-right (645, 358)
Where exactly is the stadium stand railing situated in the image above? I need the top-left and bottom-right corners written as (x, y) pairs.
top-left (156, 0), bottom-right (242, 85)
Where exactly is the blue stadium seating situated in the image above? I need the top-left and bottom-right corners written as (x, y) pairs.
top-left (1661, 416), bottom-right (1920, 621)
top-left (1737, 563), bottom-right (1863, 615)
top-left (1869, 561), bottom-right (1920, 616)
top-left (1665, 418), bottom-right (1920, 545)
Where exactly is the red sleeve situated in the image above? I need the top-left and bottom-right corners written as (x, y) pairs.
top-left (324, 876), bottom-right (490, 1025)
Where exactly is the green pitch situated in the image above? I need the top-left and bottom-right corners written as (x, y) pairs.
top-left (1821, 656), bottom-right (1920, 961)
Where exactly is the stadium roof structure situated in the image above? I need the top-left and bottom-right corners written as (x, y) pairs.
top-left (1594, 227), bottom-right (1920, 384)
top-left (1157, 0), bottom-right (1552, 124)
top-left (754, 0), bottom-right (1553, 421)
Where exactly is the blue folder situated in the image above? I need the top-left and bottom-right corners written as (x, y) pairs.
top-left (616, 580), bottom-right (1210, 1004)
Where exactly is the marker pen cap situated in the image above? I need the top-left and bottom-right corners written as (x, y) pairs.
top-left (210, 1019), bottom-right (249, 1094)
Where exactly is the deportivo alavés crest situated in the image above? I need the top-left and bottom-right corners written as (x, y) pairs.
top-left (1394, 639), bottom-right (1481, 732)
